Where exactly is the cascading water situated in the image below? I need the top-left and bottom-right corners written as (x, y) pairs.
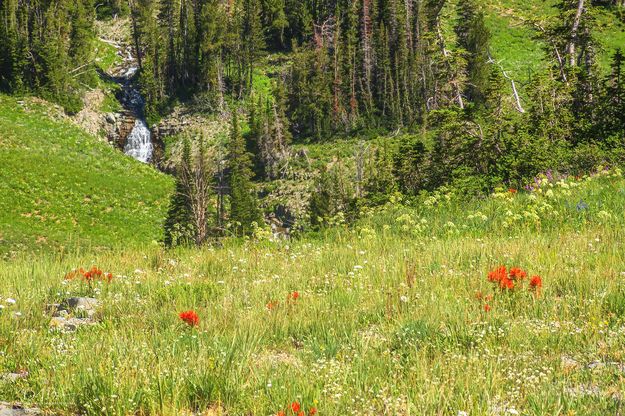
top-left (114, 52), bottom-right (154, 163)
top-left (123, 119), bottom-right (153, 163)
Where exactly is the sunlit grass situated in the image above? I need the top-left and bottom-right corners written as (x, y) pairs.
top-left (1, 170), bottom-right (625, 415)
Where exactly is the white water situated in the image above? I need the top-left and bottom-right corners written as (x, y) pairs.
top-left (123, 119), bottom-right (153, 163)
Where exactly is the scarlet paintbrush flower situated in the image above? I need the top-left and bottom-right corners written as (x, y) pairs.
top-left (291, 402), bottom-right (301, 413)
top-left (276, 412), bottom-right (285, 416)
top-left (309, 408), bottom-right (317, 416)
top-left (288, 291), bottom-right (300, 301)
top-left (509, 267), bottom-right (527, 280)
top-left (488, 266), bottom-right (507, 283)
top-left (529, 275), bottom-right (543, 289)
top-left (179, 310), bottom-right (199, 327)
top-left (508, 188), bottom-right (518, 194)
top-left (484, 304), bottom-right (491, 312)
top-left (266, 301), bottom-right (278, 311)
top-left (499, 277), bottom-right (515, 291)
top-left (106, 272), bottom-right (113, 282)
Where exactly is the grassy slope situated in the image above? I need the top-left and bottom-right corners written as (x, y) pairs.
top-left (1, 171), bottom-right (625, 415)
top-left (472, 0), bottom-right (625, 82)
top-left (0, 94), bottom-right (173, 256)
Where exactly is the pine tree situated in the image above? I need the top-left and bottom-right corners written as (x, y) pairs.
top-left (164, 139), bottom-right (195, 246)
top-left (228, 112), bottom-right (262, 235)
top-left (242, 0), bottom-right (265, 92)
top-left (455, 0), bottom-right (491, 106)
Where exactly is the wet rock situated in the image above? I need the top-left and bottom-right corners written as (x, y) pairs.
top-left (0, 402), bottom-right (41, 415)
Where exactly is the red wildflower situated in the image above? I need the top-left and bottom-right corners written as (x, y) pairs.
top-left (508, 188), bottom-right (518, 194)
top-left (298, 412), bottom-right (304, 416)
top-left (276, 412), bottom-right (285, 416)
top-left (529, 275), bottom-right (543, 289)
top-left (291, 402), bottom-right (301, 413)
top-left (266, 300), bottom-right (278, 311)
top-left (106, 272), bottom-right (113, 282)
top-left (509, 267), bottom-right (527, 280)
top-left (179, 310), bottom-right (200, 327)
top-left (488, 266), bottom-right (507, 283)
top-left (499, 277), bottom-right (515, 291)
top-left (309, 408), bottom-right (317, 416)
top-left (291, 291), bottom-right (300, 300)
top-left (484, 304), bottom-right (491, 312)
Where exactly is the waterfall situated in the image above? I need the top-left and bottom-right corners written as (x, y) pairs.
top-left (117, 59), bottom-right (153, 163)
top-left (124, 119), bottom-right (153, 163)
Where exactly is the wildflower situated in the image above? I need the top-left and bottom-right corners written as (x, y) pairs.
top-left (6, 298), bottom-right (16, 305)
top-left (488, 266), bottom-right (507, 283)
top-left (291, 402), bottom-right (301, 413)
top-left (309, 408), bottom-right (317, 415)
top-left (276, 412), bottom-right (285, 416)
top-left (179, 310), bottom-right (200, 327)
top-left (499, 277), bottom-right (515, 291)
top-left (484, 304), bottom-right (491, 312)
top-left (288, 291), bottom-right (300, 301)
top-left (106, 272), bottom-right (113, 282)
top-left (509, 267), bottom-right (527, 280)
top-left (266, 301), bottom-right (278, 311)
top-left (530, 275), bottom-right (543, 290)
top-left (508, 188), bottom-right (517, 194)
top-left (475, 291), bottom-right (483, 300)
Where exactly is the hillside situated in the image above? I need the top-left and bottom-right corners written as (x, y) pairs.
top-left (1, 169), bottom-right (624, 415)
top-left (0, 94), bottom-right (173, 257)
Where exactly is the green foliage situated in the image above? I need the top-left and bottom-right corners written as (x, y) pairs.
top-left (0, 0), bottom-right (97, 113)
top-left (228, 112), bottom-right (262, 235)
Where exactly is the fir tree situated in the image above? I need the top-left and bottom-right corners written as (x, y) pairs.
top-left (228, 112), bottom-right (262, 235)
top-left (164, 139), bottom-right (195, 246)
top-left (455, 0), bottom-right (491, 106)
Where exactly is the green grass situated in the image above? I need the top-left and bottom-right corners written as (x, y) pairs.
top-left (1, 170), bottom-right (625, 415)
top-left (0, 94), bottom-right (174, 256)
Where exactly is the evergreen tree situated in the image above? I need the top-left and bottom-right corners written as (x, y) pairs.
top-left (164, 139), bottom-right (195, 246)
top-left (228, 112), bottom-right (262, 235)
top-left (455, 0), bottom-right (492, 106)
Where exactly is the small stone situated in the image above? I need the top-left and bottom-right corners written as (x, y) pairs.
top-left (587, 360), bottom-right (605, 370)
top-left (60, 297), bottom-right (99, 316)
top-left (105, 113), bottom-right (117, 124)
top-left (0, 402), bottom-right (41, 416)
top-left (0, 372), bottom-right (27, 383)
top-left (49, 316), bottom-right (95, 332)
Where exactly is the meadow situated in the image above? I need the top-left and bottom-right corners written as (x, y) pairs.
top-left (1, 169), bottom-right (625, 415)
top-left (0, 94), bottom-right (173, 257)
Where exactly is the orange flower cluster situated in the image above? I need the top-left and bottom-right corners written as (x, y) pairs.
top-left (179, 310), bottom-right (200, 327)
top-left (268, 291), bottom-right (301, 311)
top-left (487, 265), bottom-right (543, 296)
top-left (65, 266), bottom-right (113, 283)
top-left (276, 401), bottom-right (317, 416)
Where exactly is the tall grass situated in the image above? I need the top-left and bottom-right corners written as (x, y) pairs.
top-left (1, 170), bottom-right (625, 415)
